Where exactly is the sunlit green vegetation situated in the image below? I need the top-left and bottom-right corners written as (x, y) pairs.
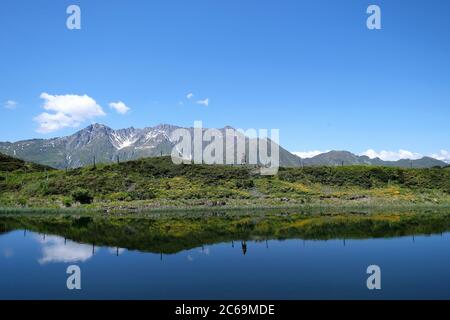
top-left (0, 153), bottom-right (53, 173)
top-left (1, 155), bottom-right (449, 210)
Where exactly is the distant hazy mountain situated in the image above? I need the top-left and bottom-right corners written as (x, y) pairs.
top-left (0, 123), bottom-right (299, 169)
top-left (301, 151), bottom-right (446, 168)
top-left (0, 125), bottom-right (446, 169)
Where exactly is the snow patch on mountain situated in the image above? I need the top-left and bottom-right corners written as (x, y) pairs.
top-left (110, 132), bottom-right (139, 150)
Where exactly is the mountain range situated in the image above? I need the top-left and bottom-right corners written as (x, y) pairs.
top-left (0, 123), bottom-right (447, 169)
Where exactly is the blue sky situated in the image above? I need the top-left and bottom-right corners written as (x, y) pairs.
top-left (1, 0), bottom-right (449, 161)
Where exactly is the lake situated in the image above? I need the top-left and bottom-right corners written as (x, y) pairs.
top-left (1, 217), bottom-right (450, 299)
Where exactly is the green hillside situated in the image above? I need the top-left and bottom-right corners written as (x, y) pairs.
top-left (0, 152), bottom-right (53, 173)
top-left (0, 155), bottom-right (449, 210)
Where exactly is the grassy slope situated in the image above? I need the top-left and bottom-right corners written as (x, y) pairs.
top-left (0, 155), bottom-right (449, 210)
top-left (0, 153), bottom-right (53, 172)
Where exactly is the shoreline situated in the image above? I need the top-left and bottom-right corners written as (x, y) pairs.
top-left (1, 202), bottom-right (449, 216)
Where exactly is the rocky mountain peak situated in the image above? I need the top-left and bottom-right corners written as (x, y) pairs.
top-left (0, 124), bottom-right (447, 169)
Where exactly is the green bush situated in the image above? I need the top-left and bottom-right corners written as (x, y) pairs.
top-left (236, 179), bottom-right (254, 189)
top-left (109, 192), bottom-right (132, 201)
top-left (278, 166), bottom-right (450, 191)
top-left (129, 189), bottom-right (156, 200)
top-left (71, 188), bottom-right (93, 204)
top-left (17, 197), bottom-right (27, 206)
top-left (62, 197), bottom-right (72, 207)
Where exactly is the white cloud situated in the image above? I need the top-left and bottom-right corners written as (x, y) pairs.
top-left (293, 150), bottom-right (329, 159)
top-left (186, 93), bottom-right (209, 106)
top-left (361, 149), bottom-right (423, 161)
top-left (4, 100), bottom-right (17, 109)
top-left (196, 98), bottom-right (209, 107)
top-left (34, 112), bottom-right (78, 133)
top-left (430, 150), bottom-right (450, 163)
top-left (34, 93), bottom-right (106, 133)
top-left (109, 101), bottom-right (130, 114)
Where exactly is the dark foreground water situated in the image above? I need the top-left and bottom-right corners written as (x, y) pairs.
top-left (1, 229), bottom-right (450, 299)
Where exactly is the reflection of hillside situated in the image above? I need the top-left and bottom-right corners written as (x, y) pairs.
top-left (1, 210), bottom-right (450, 254)
top-left (0, 224), bottom-right (13, 235)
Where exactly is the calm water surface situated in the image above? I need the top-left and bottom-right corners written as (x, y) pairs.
top-left (1, 229), bottom-right (450, 299)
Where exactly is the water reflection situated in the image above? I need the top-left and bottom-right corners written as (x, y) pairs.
top-left (13, 228), bottom-right (445, 265)
top-left (2, 228), bottom-right (450, 299)
top-left (36, 234), bottom-right (94, 264)
top-left (24, 233), bottom-right (127, 264)
top-left (242, 240), bottom-right (247, 255)
top-left (108, 247), bottom-right (125, 256)
top-left (21, 232), bottom-right (300, 265)
top-left (2, 209), bottom-right (450, 256)
top-left (2, 247), bottom-right (13, 258)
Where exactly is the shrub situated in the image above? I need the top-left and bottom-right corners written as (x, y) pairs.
top-left (62, 197), bottom-right (72, 207)
top-left (129, 188), bottom-right (156, 200)
top-left (17, 197), bottom-right (27, 206)
top-left (236, 179), bottom-right (254, 189)
top-left (109, 192), bottom-right (132, 201)
top-left (71, 188), bottom-right (93, 204)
